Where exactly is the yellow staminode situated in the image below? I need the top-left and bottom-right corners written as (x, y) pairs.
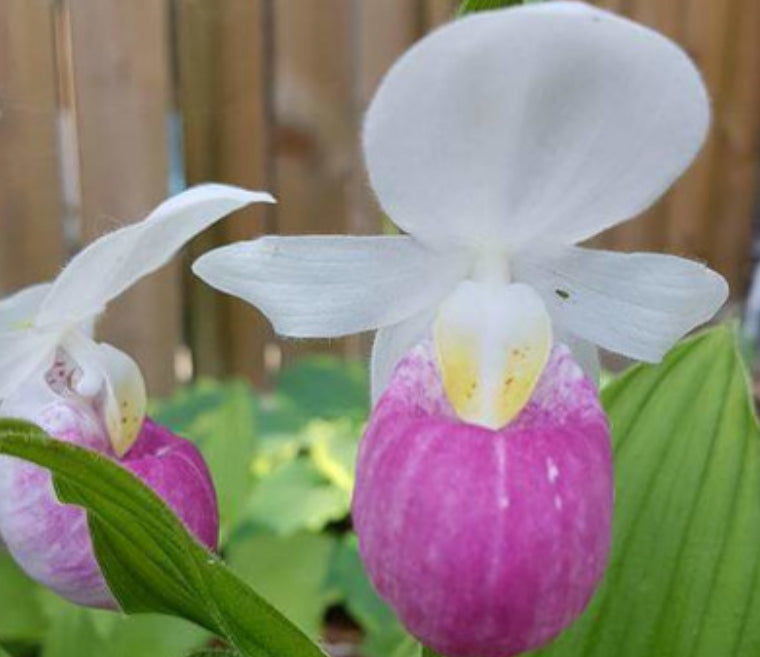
top-left (434, 281), bottom-right (552, 430)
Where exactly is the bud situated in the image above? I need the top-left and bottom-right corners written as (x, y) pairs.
top-left (352, 341), bottom-right (613, 657)
top-left (0, 397), bottom-right (218, 609)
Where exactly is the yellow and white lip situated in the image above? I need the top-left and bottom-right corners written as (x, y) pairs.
top-left (434, 281), bottom-right (552, 430)
top-left (96, 344), bottom-right (147, 457)
top-left (65, 333), bottom-right (147, 457)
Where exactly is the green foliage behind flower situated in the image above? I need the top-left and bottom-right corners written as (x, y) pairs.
top-left (5, 327), bottom-right (760, 657)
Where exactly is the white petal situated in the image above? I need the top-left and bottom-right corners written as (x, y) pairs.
top-left (64, 335), bottom-right (147, 457)
top-left (0, 364), bottom-right (61, 422)
top-left (371, 307), bottom-right (436, 404)
top-left (363, 2), bottom-right (708, 249)
top-left (514, 246), bottom-right (729, 362)
top-left (555, 329), bottom-right (600, 385)
top-left (0, 284), bottom-right (53, 333)
top-left (36, 184), bottom-right (273, 327)
top-left (193, 235), bottom-right (467, 338)
top-left (434, 281), bottom-right (552, 429)
top-left (0, 331), bottom-right (59, 401)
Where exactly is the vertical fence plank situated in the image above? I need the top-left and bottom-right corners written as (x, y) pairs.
top-left (665, 0), bottom-right (733, 266)
top-left (706, 0), bottom-right (760, 293)
top-left (0, 0), bottom-right (65, 293)
top-left (350, 1), bottom-right (424, 360)
top-left (596, 0), bottom-right (678, 254)
top-left (271, 0), bottom-right (358, 362)
top-left (65, 0), bottom-right (178, 395)
top-left (590, 0), bottom-right (756, 301)
top-left (353, 0), bottom-right (421, 236)
top-left (591, 0), bottom-right (632, 252)
top-left (423, 0), bottom-right (457, 28)
top-left (176, 0), bottom-right (274, 383)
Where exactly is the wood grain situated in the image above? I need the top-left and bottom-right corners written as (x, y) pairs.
top-left (65, 0), bottom-right (178, 394)
top-left (176, 0), bottom-right (274, 383)
top-left (0, 0), bottom-right (65, 293)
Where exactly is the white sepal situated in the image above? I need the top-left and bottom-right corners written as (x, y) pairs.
top-left (194, 235), bottom-right (467, 338)
top-left (0, 284), bottom-right (53, 333)
top-left (555, 329), bottom-right (601, 386)
top-left (0, 331), bottom-right (60, 401)
top-left (370, 307), bottom-right (436, 405)
top-left (363, 2), bottom-right (708, 250)
top-left (514, 245), bottom-right (729, 362)
top-left (36, 184), bottom-right (272, 328)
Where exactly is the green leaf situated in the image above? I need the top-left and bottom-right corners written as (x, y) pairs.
top-left (251, 394), bottom-right (312, 479)
top-left (305, 418), bottom-right (360, 493)
top-left (40, 607), bottom-right (207, 657)
top-left (0, 645), bottom-right (11, 657)
top-left (330, 536), bottom-right (416, 657)
top-left (150, 380), bottom-right (232, 433)
top-left (247, 460), bottom-right (350, 535)
top-left (228, 532), bottom-right (337, 638)
top-left (0, 552), bottom-right (48, 643)
top-left (0, 423), bottom-right (327, 657)
top-left (276, 357), bottom-right (369, 421)
top-left (187, 651), bottom-right (240, 657)
top-left (533, 326), bottom-right (760, 657)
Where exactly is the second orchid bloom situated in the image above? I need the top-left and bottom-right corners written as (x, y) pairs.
top-left (194, 3), bottom-right (727, 657)
top-left (0, 185), bottom-right (272, 608)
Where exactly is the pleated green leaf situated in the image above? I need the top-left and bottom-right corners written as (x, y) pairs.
top-left (0, 423), bottom-right (327, 657)
top-left (535, 326), bottom-right (760, 657)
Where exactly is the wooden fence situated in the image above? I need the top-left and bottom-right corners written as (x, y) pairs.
top-left (1, 0), bottom-right (759, 394)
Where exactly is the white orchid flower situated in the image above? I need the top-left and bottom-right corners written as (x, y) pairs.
top-left (193, 3), bottom-right (727, 430)
top-left (0, 184), bottom-right (273, 455)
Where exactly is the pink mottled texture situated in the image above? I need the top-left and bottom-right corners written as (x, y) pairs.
top-left (122, 418), bottom-right (219, 552)
top-left (0, 404), bottom-right (219, 609)
top-left (352, 341), bottom-right (613, 657)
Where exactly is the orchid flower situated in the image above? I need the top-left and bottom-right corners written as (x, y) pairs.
top-left (0, 184), bottom-right (272, 608)
top-left (193, 4), bottom-right (728, 656)
top-left (195, 2), bottom-right (727, 432)
top-left (0, 184), bottom-right (273, 456)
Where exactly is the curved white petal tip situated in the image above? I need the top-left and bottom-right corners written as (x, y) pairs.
top-left (36, 184), bottom-right (275, 328)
